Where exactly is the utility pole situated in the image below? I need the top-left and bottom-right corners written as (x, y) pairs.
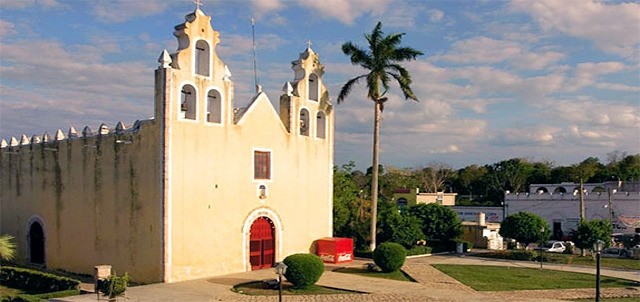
top-left (579, 180), bottom-right (586, 256)
top-left (579, 180), bottom-right (585, 221)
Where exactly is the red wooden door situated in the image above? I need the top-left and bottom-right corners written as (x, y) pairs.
top-left (249, 217), bottom-right (274, 270)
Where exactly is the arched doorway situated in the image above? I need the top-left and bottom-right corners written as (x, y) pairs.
top-left (29, 221), bottom-right (45, 264)
top-left (249, 217), bottom-right (274, 270)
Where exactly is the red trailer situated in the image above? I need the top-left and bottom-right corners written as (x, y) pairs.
top-left (316, 237), bottom-right (353, 264)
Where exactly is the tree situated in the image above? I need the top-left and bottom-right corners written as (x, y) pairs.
top-left (417, 162), bottom-right (454, 193)
top-left (499, 212), bottom-right (550, 247)
top-left (573, 219), bottom-right (612, 252)
top-left (407, 203), bottom-right (462, 244)
top-left (0, 234), bottom-right (16, 261)
top-left (377, 202), bottom-right (424, 248)
top-left (338, 22), bottom-right (423, 251)
top-left (333, 162), bottom-right (371, 250)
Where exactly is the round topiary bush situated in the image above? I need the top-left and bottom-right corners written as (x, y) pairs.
top-left (282, 253), bottom-right (324, 288)
top-left (373, 242), bottom-right (407, 272)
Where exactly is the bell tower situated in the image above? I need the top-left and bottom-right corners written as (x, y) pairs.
top-left (279, 44), bottom-right (333, 138)
top-left (154, 6), bottom-right (234, 127)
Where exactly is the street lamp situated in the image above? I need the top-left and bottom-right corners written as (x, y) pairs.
top-left (275, 262), bottom-right (288, 302)
top-left (593, 240), bottom-right (605, 302)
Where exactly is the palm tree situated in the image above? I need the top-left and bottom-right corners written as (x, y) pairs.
top-left (338, 22), bottom-right (423, 251)
top-left (0, 234), bottom-right (16, 261)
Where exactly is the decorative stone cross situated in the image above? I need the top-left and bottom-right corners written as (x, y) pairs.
top-left (306, 40), bottom-right (312, 49)
top-left (194, 0), bottom-right (203, 10)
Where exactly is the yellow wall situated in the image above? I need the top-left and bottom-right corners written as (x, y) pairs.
top-left (0, 122), bottom-right (163, 283)
top-left (160, 10), bottom-right (333, 282)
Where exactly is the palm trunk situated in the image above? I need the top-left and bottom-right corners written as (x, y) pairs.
top-left (369, 100), bottom-right (381, 252)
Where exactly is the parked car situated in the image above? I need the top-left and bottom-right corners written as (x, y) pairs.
top-left (535, 241), bottom-right (566, 253)
top-left (602, 247), bottom-right (632, 258)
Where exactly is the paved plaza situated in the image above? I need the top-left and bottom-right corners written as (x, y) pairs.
top-left (55, 254), bottom-right (640, 302)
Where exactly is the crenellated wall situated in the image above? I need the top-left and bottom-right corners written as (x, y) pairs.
top-left (506, 188), bottom-right (640, 235)
top-left (0, 119), bottom-right (163, 283)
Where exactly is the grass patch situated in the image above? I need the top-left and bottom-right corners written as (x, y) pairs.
top-left (333, 267), bottom-right (415, 282)
top-left (232, 281), bottom-right (355, 296)
top-left (0, 284), bottom-right (24, 300)
top-left (472, 251), bottom-right (640, 270)
top-left (432, 264), bottom-right (638, 291)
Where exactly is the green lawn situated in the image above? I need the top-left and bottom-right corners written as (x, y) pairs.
top-left (472, 251), bottom-right (640, 270)
top-left (333, 267), bottom-right (415, 282)
top-left (432, 264), bottom-right (638, 291)
top-left (232, 281), bottom-right (355, 296)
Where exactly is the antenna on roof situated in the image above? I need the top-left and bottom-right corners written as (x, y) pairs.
top-left (251, 16), bottom-right (260, 93)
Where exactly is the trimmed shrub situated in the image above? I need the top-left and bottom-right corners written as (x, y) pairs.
top-left (373, 242), bottom-right (407, 272)
top-left (99, 273), bottom-right (129, 298)
top-left (283, 254), bottom-right (324, 288)
top-left (509, 250), bottom-right (535, 261)
top-left (406, 246), bottom-right (431, 256)
top-left (0, 266), bottom-right (79, 294)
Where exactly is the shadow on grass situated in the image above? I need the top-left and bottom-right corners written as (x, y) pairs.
top-left (232, 280), bottom-right (361, 296)
top-left (332, 267), bottom-right (417, 282)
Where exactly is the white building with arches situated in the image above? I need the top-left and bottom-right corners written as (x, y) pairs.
top-left (506, 181), bottom-right (640, 239)
top-left (0, 7), bottom-right (334, 283)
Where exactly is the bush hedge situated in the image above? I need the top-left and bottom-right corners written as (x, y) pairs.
top-left (99, 273), bottom-right (129, 298)
top-left (373, 242), bottom-right (407, 272)
top-left (406, 246), bottom-right (432, 256)
top-left (0, 266), bottom-right (80, 294)
top-left (283, 254), bottom-right (324, 288)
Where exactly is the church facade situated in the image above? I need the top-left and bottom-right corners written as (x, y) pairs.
top-left (0, 8), bottom-right (334, 283)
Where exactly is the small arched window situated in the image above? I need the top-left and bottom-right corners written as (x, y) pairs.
top-left (180, 84), bottom-right (196, 120)
top-left (299, 109), bottom-right (309, 136)
top-left (195, 40), bottom-right (210, 76)
top-left (207, 89), bottom-right (222, 123)
top-left (308, 74), bottom-right (319, 101)
top-left (316, 111), bottom-right (326, 139)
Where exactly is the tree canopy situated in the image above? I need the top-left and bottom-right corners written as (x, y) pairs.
top-left (499, 212), bottom-right (550, 246)
top-left (573, 219), bottom-right (612, 251)
top-left (407, 203), bottom-right (462, 243)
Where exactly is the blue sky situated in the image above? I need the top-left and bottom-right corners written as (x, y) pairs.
top-left (1, 0), bottom-right (638, 169)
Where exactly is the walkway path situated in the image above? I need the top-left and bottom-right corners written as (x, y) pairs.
top-left (54, 254), bottom-right (639, 302)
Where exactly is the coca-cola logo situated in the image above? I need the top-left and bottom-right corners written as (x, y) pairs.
top-left (337, 253), bottom-right (352, 262)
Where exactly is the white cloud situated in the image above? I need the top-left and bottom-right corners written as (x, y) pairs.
top-left (566, 62), bottom-right (626, 91)
top-left (251, 0), bottom-right (283, 14)
top-left (428, 9), bottom-right (444, 22)
top-left (0, 0), bottom-right (61, 9)
top-left (93, 0), bottom-right (171, 23)
top-left (492, 126), bottom-right (558, 146)
top-left (510, 0), bottom-right (640, 59)
top-left (0, 20), bottom-right (16, 38)
top-left (433, 36), bottom-right (564, 70)
top-left (298, 0), bottom-right (392, 24)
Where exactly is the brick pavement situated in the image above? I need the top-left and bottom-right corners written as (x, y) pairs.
top-left (54, 254), bottom-right (639, 302)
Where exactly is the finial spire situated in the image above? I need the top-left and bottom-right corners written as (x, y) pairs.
top-left (306, 40), bottom-right (312, 50)
top-left (194, 0), bottom-right (203, 11)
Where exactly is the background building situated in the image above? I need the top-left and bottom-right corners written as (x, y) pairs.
top-left (506, 181), bottom-right (640, 239)
top-left (0, 8), bottom-right (334, 284)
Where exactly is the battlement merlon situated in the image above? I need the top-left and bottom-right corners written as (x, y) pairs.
top-left (0, 119), bottom-right (154, 152)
